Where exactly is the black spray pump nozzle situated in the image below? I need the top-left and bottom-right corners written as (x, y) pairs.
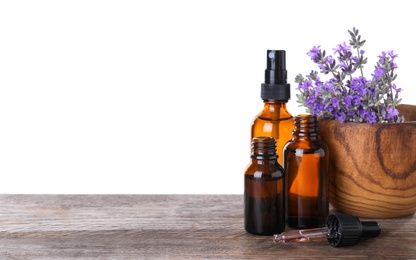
top-left (274, 212), bottom-right (381, 247)
top-left (326, 212), bottom-right (381, 247)
top-left (265, 50), bottom-right (287, 84)
top-left (261, 50), bottom-right (290, 101)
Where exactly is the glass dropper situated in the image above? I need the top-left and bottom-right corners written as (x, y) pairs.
top-left (274, 212), bottom-right (381, 247)
top-left (274, 227), bottom-right (328, 243)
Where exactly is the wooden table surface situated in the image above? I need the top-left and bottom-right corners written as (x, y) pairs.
top-left (0, 195), bottom-right (415, 259)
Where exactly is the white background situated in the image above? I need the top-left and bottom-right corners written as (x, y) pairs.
top-left (1, 0), bottom-right (415, 194)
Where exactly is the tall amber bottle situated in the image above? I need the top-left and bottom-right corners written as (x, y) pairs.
top-left (251, 50), bottom-right (293, 165)
top-left (283, 114), bottom-right (329, 229)
top-left (244, 137), bottom-right (285, 235)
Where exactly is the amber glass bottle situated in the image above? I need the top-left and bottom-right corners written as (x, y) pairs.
top-left (244, 137), bottom-right (285, 235)
top-left (283, 114), bottom-right (329, 229)
top-left (251, 50), bottom-right (293, 165)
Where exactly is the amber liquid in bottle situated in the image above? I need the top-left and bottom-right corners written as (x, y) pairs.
top-left (244, 137), bottom-right (285, 235)
top-left (283, 115), bottom-right (329, 229)
top-left (251, 101), bottom-right (293, 165)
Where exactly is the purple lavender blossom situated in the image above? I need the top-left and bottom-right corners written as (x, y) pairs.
top-left (322, 81), bottom-right (335, 92)
top-left (386, 107), bottom-right (399, 119)
top-left (372, 68), bottom-right (385, 80)
top-left (388, 50), bottom-right (398, 59)
top-left (366, 111), bottom-right (377, 124)
top-left (330, 98), bottom-right (340, 108)
top-left (347, 110), bottom-right (356, 118)
top-left (335, 111), bottom-right (347, 122)
top-left (307, 46), bottom-right (321, 61)
top-left (295, 28), bottom-right (403, 123)
top-left (350, 77), bottom-right (367, 94)
top-left (297, 80), bottom-right (313, 92)
top-left (351, 95), bottom-right (362, 106)
top-left (333, 42), bottom-right (351, 55)
top-left (392, 84), bottom-right (402, 97)
top-left (378, 51), bottom-right (388, 63)
top-left (344, 96), bottom-right (353, 107)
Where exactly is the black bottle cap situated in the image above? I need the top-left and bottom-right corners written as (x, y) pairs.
top-left (261, 50), bottom-right (290, 101)
top-left (326, 212), bottom-right (381, 247)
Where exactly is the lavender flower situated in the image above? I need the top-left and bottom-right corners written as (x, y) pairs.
top-left (295, 27), bottom-right (404, 123)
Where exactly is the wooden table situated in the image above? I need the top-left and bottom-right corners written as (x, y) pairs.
top-left (0, 195), bottom-right (415, 259)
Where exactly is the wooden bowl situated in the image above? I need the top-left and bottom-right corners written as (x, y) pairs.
top-left (318, 104), bottom-right (416, 218)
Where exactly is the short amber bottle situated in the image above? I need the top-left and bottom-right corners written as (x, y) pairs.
top-left (283, 114), bottom-right (329, 229)
top-left (244, 137), bottom-right (285, 235)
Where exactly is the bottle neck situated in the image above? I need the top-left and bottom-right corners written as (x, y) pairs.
top-left (293, 132), bottom-right (318, 141)
top-left (292, 114), bottom-right (319, 141)
top-left (260, 100), bottom-right (291, 120)
top-left (251, 136), bottom-right (278, 162)
top-left (264, 99), bottom-right (287, 109)
top-left (251, 158), bottom-right (278, 165)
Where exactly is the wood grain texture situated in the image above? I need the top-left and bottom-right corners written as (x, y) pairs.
top-left (0, 195), bottom-right (415, 259)
top-left (319, 104), bottom-right (416, 218)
